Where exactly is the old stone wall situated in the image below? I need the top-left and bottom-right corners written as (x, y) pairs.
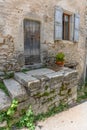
top-left (0, 0), bottom-right (86, 82)
top-left (2, 68), bottom-right (78, 115)
top-left (0, 34), bottom-right (24, 71)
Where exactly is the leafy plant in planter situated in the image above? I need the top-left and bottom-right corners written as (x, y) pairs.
top-left (55, 52), bottom-right (65, 66)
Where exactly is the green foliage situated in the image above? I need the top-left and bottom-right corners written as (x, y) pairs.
top-left (6, 99), bottom-right (18, 129)
top-left (0, 82), bottom-right (9, 96)
top-left (4, 72), bottom-right (14, 79)
top-left (45, 85), bottom-right (49, 90)
top-left (0, 127), bottom-right (7, 130)
top-left (77, 86), bottom-right (87, 103)
top-left (0, 112), bottom-right (6, 123)
top-left (0, 99), bottom-right (18, 129)
top-left (18, 106), bottom-right (35, 130)
top-left (7, 99), bottom-right (18, 116)
top-left (55, 52), bottom-right (65, 62)
top-left (21, 68), bottom-right (30, 73)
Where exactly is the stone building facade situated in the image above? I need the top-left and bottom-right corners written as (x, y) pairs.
top-left (0, 0), bottom-right (86, 83)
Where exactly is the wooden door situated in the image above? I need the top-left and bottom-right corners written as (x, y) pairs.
top-left (24, 19), bottom-right (41, 65)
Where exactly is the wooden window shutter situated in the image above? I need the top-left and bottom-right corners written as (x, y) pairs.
top-left (74, 13), bottom-right (80, 42)
top-left (54, 7), bottom-right (63, 40)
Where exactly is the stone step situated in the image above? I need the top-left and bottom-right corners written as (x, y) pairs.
top-left (14, 72), bottom-right (40, 93)
top-left (26, 68), bottom-right (55, 76)
top-left (3, 79), bottom-right (28, 102)
top-left (14, 68), bottom-right (61, 94)
top-left (0, 89), bottom-right (11, 111)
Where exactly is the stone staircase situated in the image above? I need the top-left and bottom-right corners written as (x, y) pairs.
top-left (0, 68), bottom-right (78, 115)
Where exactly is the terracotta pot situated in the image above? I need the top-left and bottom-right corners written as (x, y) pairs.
top-left (56, 61), bottom-right (64, 67)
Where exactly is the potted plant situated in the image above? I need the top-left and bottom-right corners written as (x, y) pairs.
top-left (55, 52), bottom-right (65, 66)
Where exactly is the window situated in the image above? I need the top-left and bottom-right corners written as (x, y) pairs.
top-left (63, 13), bottom-right (70, 40)
top-left (54, 7), bottom-right (80, 42)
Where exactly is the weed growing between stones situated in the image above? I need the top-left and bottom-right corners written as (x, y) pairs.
top-left (0, 100), bottom-right (35, 130)
top-left (77, 85), bottom-right (87, 103)
top-left (4, 72), bottom-right (14, 79)
top-left (21, 68), bottom-right (30, 73)
top-left (0, 99), bottom-right (18, 130)
top-left (17, 106), bottom-right (35, 130)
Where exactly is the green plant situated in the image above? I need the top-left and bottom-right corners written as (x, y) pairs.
top-left (6, 99), bottom-right (18, 129)
top-left (7, 99), bottom-right (18, 117)
top-left (77, 86), bottom-right (87, 103)
top-left (0, 99), bottom-right (18, 129)
top-left (21, 68), bottom-right (30, 73)
top-left (55, 52), bottom-right (65, 62)
top-left (19, 106), bottom-right (35, 130)
top-left (4, 72), bottom-right (14, 79)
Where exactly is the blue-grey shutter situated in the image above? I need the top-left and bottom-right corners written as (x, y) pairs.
top-left (70, 14), bottom-right (74, 41)
top-left (74, 14), bottom-right (80, 42)
top-left (54, 7), bottom-right (63, 40)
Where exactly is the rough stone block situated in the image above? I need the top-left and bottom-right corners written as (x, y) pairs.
top-left (17, 98), bottom-right (38, 113)
top-left (50, 82), bottom-right (62, 89)
top-left (71, 86), bottom-right (77, 95)
top-left (0, 38), bottom-right (4, 44)
top-left (14, 72), bottom-right (40, 91)
top-left (4, 79), bottom-right (28, 102)
top-left (0, 89), bottom-right (11, 111)
top-left (64, 69), bottom-right (78, 81)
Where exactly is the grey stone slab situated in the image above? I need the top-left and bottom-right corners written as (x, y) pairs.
top-left (0, 89), bottom-right (11, 111)
top-left (15, 72), bottom-right (38, 83)
top-left (33, 75), bottom-right (50, 82)
top-left (45, 71), bottom-right (64, 79)
top-left (4, 79), bottom-right (28, 102)
top-left (64, 69), bottom-right (78, 77)
top-left (26, 68), bottom-right (55, 76)
top-left (63, 70), bottom-right (78, 82)
top-left (14, 72), bottom-right (40, 91)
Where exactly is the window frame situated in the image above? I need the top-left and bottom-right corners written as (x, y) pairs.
top-left (63, 13), bottom-right (71, 41)
top-left (54, 7), bottom-right (80, 43)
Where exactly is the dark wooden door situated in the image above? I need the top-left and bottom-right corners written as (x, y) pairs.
top-left (24, 19), bottom-right (41, 65)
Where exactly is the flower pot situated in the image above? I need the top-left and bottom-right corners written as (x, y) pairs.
top-left (56, 61), bottom-right (64, 67)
